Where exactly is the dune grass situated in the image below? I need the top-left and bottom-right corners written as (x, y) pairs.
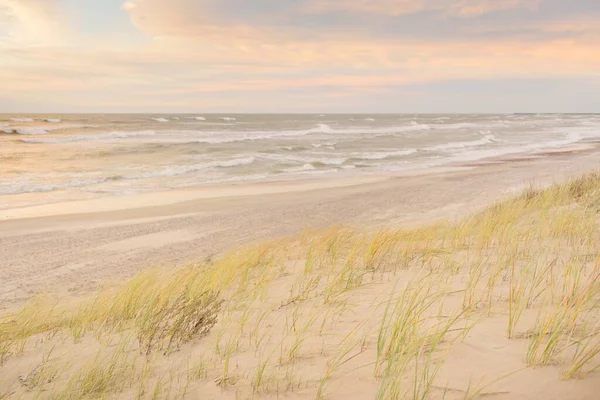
top-left (1, 172), bottom-right (600, 398)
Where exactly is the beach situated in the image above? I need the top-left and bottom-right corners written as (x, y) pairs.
top-left (2, 0), bottom-right (599, 396)
top-left (2, 141), bottom-right (600, 310)
top-left (2, 116), bottom-right (600, 399)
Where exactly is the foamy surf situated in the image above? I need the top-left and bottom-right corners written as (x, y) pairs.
top-left (21, 130), bottom-right (158, 143)
top-left (124, 157), bottom-right (256, 180)
top-left (0, 177), bottom-right (110, 195)
top-left (351, 149), bottom-right (417, 161)
top-left (429, 134), bottom-right (498, 151)
top-left (2, 128), bottom-right (51, 135)
top-left (3, 113), bottom-right (600, 202)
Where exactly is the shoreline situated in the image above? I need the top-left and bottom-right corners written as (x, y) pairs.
top-left (1, 142), bottom-right (600, 309)
top-left (1, 142), bottom-right (597, 222)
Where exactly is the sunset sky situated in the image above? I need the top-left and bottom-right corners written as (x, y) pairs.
top-left (1, 0), bottom-right (599, 113)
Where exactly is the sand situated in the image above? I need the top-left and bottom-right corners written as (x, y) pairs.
top-left (2, 144), bottom-right (600, 311)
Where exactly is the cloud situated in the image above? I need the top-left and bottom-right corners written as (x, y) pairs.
top-left (121, 0), bottom-right (594, 45)
top-left (0, 0), bottom-right (68, 43)
top-left (1, 0), bottom-right (599, 112)
top-left (306, 0), bottom-right (542, 17)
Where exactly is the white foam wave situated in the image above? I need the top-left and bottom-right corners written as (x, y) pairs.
top-left (18, 123), bottom-right (431, 145)
top-left (428, 134), bottom-right (498, 151)
top-left (529, 130), bottom-right (584, 150)
top-left (45, 119), bottom-right (61, 123)
top-left (433, 122), bottom-right (478, 130)
top-left (152, 118), bottom-right (169, 122)
top-left (0, 177), bottom-right (108, 195)
top-left (317, 158), bottom-right (346, 166)
top-left (352, 149), bottom-right (417, 161)
top-left (364, 118), bottom-right (375, 121)
top-left (260, 152), bottom-right (347, 166)
top-left (193, 117), bottom-right (206, 121)
top-left (384, 130), bottom-right (588, 173)
top-left (127, 157), bottom-right (256, 179)
top-left (221, 117), bottom-right (236, 121)
top-left (286, 168), bottom-right (339, 176)
top-left (182, 123), bottom-right (427, 144)
top-left (283, 164), bottom-right (317, 173)
top-left (1, 129), bottom-right (14, 134)
top-left (1, 157), bottom-right (257, 195)
top-left (15, 128), bottom-right (50, 135)
top-left (170, 125), bottom-right (335, 145)
top-left (10, 118), bottom-right (33, 122)
top-left (21, 130), bottom-right (158, 143)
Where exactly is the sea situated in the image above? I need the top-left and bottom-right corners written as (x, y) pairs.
top-left (1, 113), bottom-right (599, 209)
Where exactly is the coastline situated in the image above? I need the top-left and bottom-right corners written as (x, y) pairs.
top-left (1, 143), bottom-right (600, 309)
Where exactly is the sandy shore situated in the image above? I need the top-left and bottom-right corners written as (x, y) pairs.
top-left (1, 144), bottom-right (600, 310)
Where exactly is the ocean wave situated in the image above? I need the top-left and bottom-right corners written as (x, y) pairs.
top-left (0, 177), bottom-right (109, 195)
top-left (221, 117), bottom-right (236, 121)
top-left (2, 128), bottom-right (51, 135)
top-left (319, 122), bottom-right (430, 136)
top-left (311, 142), bottom-right (336, 148)
top-left (151, 118), bottom-right (169, 122)
top-left (282, 164), bottom-right (317, 173)
top-left (368, 123), bottom-right (431, 137)
top-left (10, 118), bottom-right (34, 122)
top-left (125, 157), bottom-right (256, 180)
top-left (350, 149), bottom-right (417, 161)
top-left (427, 134), bottom-right (498, 151)
top-left (1, 157), bottom-right (256, 195)
top-left (529, 130), bottom-right (583, 150)
top-left (169, 125), bottom-right (336, 144)
top-left (193, 117), bottom-right (206, 121)
top-left (184, 123), bottom-right (430, 144)
top-left (16, 128), bottom-right (51, 135)
top-left (45, 119), bottom-right (61, 123)
top-left (432, 122), bottom-right (478, 130)
top-left (18, 123), bottom-right (431, 145)
top-left (385, 130), bottom-right (588, 172)
top-left (260, 152), bottom-right (348, 167)
top-left (312, 158), bottom-right (347, 166)
top-left (21, 130), bottom-right (158, 143)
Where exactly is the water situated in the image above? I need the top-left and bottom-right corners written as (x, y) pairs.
top-left (1, 113), bottom-right (599, 209)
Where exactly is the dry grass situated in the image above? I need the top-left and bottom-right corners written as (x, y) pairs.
top-left (2, 172), bottom-right (600, 398)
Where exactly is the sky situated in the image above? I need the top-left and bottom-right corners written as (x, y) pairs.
top-left (0, 0), bottom-right (599, 113)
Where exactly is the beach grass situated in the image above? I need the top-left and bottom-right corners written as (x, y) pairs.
top-left (1, 172), bottom-right (600, 398)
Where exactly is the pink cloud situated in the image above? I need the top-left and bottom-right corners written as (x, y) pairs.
top-left (0, 0), bottom-right (68, 43)
top-left (305, 0), bottom-right (541, 16)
